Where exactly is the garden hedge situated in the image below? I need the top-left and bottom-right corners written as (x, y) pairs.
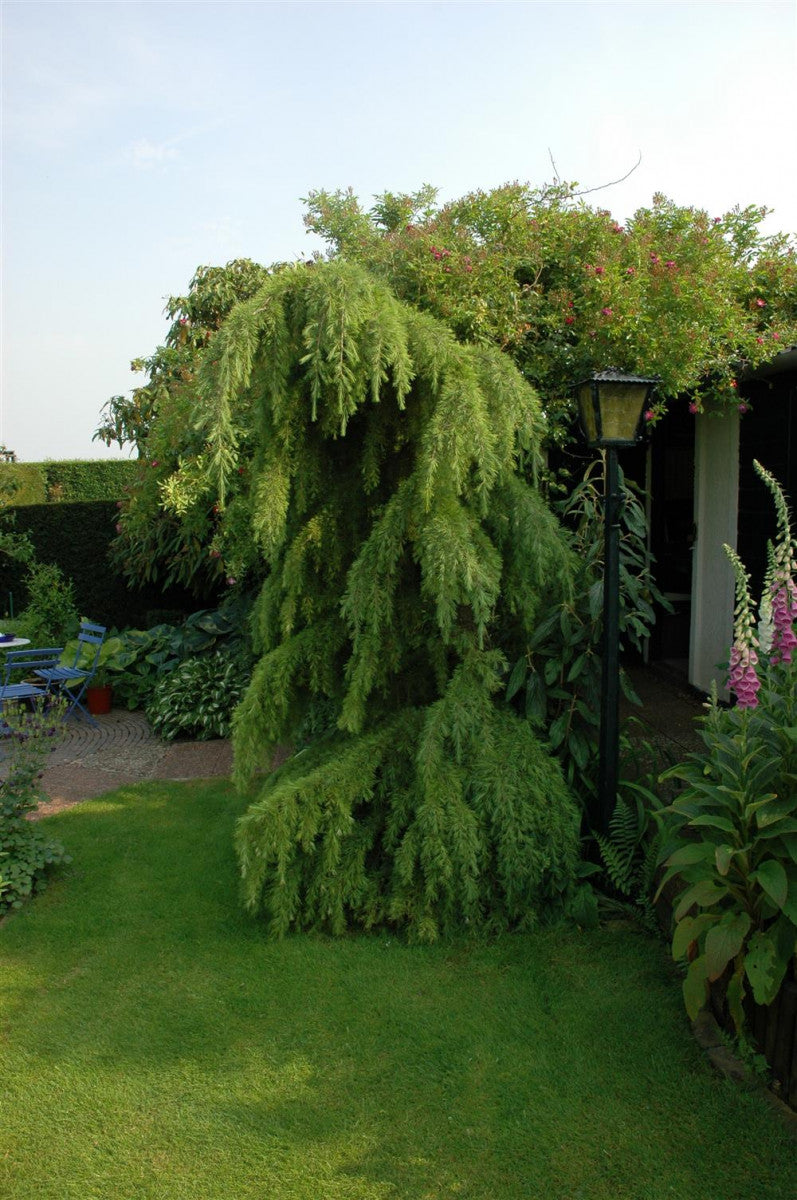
top-left (0, 460), bottom-right (140, 505)
top-left (1, 501), bottom-right (202, 629)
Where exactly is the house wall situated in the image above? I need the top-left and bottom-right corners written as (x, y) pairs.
top-left (689, 410), bottom-right (739, 695)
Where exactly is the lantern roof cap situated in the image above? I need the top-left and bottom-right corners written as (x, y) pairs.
top-left (577, 368), bottom-right (661, 385)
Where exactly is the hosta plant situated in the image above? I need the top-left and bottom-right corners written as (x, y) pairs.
top-left (146, 651), bottom-right (246, 741)
top-left (657, 461), bottom-right (797, 1030)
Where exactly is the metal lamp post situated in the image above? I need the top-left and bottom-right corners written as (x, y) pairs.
top-left (575, 369), bottom-right (659, 833)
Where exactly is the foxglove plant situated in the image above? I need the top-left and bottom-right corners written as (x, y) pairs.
top-left (657, 461), bottom-right (797, 1034)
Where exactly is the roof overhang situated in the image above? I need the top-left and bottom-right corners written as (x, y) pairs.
top-left (739, 346), bottom-right (797, 381)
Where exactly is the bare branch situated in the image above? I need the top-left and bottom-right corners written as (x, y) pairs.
top-left (572, 152), bottom-right (643, 197)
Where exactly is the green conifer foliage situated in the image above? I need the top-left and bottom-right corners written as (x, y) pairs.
top-left (181, 260), bottom-right (580, 939)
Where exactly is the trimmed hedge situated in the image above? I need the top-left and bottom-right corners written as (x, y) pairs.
top-left (0, 460), bottom-right (140, 505)
top-left (1, 502), bottom-right (201, 629)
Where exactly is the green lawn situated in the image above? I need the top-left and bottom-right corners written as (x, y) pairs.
top-left (1, 781), bottom-right (794, 1200)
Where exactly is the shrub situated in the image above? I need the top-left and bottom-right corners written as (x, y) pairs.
top-left (15, 562), bottom-right (79, 645)
top-left (0, 699), bottom-right (69, 912)
top-left (505, 461), bottom-right (669, 807)
top-left (146, 651), bottom-right (246, 740)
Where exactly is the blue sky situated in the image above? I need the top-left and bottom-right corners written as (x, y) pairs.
top-left (2, 0), bottom-right (796, 460)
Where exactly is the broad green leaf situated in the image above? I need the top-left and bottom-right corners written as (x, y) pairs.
top-left (726, 962), bottom-right (747, 1034)
top-left (524, 673), bottom-right (546, 725)
top-left (665, 844), bottom-right (714, 869)
top-left (690, 814), bottom-right (736, 834)
top-left (566, 653), bottom-right (586, 683)
top-left (744, 929), bottom-right (791, 1006)
top-left (780, 878), bottom-right (797, 925)
top-left (782, 835), bottom-right (797, 865)
top-left (683, 955), bottom-right (709, 1020)
top-left (755, 819), bottom-right (797, 840)
top-left (704, 911), bottom-right (751, 981)
top-left (544, 658), bottom-right (560, 686)
top-left (714, 844), bottom-right (735, 876)
top-left (672, 913), bottom-right (719, 961)
top-left (505, 657), bottom-right (527, 702)
top-left (548, 713), bottom-right (568, 749)
top-left (588, 579), bottom-right (603, 622)
top-left (674, 879), bottom-right (727, 922)
top-left (750, 859), bottom-right (788, 910)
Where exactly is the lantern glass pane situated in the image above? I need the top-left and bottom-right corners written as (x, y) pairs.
top-left (578, 383), bottom-right (598, 444)
top-left (598, 383), bottom-right (648, 443)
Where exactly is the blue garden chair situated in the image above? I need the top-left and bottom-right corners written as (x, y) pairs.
top-left (2, 647), bottom-right (63, 703)
top-left (0, 647), bottom-right (64, 738)
top-left (34, 621), bottom-right (107, 726)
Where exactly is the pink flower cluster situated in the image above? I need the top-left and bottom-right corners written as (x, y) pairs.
top-left (728, 643), bottom-right (761, 708)
top-left (770, 581), bottom-right (797, 664)
top-left (429, 245), bottom-right (451, 262)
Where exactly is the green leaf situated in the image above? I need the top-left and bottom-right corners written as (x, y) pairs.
top-left (780, 877), bottom-right (797, 925)
top-left (524, 673), bottom-right (546, 725)
top-left (665, 843), bottom-right (714, 869)
top-left (683, 955), bottom-right (709, 1020)
top-left (566, 654), bottom-right (586, 683)
top-left (750, 859), bottom-right (788, 910)
top-left (588, 580), bottom-right (603, 622)
top-left (505, 657), bottom-right (527, 702)
top-left (672, 913), bottom-right (719, 961)
top-left (726, 961), bottom-right (747, 1034)
top-left (674, 879), bottom-right (726, 922)
top-left (544, 658), bottom-right (560, 686)
top-left (548, 713), bottom-right (568, 749)
top-left (704, 910), bottom-right (751, 981)
top-left (714, 844), bottom-right (735, 876)
top-left (689, 814), bottom-right (736, 834)
top-left (744, 930), bottom-right (790, 1006)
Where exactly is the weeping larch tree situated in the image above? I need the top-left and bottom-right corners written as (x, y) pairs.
top-left (172, 259), bottom-right (581, 940)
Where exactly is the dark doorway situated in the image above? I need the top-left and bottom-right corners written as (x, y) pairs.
top-left (647, 404), bottom-right (695, 669)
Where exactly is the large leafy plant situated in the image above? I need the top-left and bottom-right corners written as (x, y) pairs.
top-left (657, 461), bottom-right (797, 1030)
top-left (506, 459), bottom-right (668, 805)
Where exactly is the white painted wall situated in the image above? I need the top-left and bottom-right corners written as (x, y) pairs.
top-left (689, 411), bottom-right (740, 696)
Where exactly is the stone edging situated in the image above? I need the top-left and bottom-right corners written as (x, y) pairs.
top-left (691, 1011), bottom-right (797, 1139)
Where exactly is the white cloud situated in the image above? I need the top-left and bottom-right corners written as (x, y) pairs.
top-left (127, 138), bottom-right (180, 170)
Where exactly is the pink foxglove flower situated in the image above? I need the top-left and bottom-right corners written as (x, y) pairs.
top-left (754, 461), bottom-right (797, 666)
top-left (724, 545), bottom-right (760, 708)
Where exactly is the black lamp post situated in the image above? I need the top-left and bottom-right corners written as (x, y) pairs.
top-left (575, 369), bottom-right (659, 833)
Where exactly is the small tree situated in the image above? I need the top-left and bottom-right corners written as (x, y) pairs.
top-left (94, 259), bottom-right (269, 592)
top-left (168, 259), bottom-right (581, 939)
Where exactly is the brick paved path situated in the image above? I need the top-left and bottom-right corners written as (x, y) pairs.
top-left (14, 708), bottom-right (236, 817)
top-left (5, 663), bottom-right (702, 819)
